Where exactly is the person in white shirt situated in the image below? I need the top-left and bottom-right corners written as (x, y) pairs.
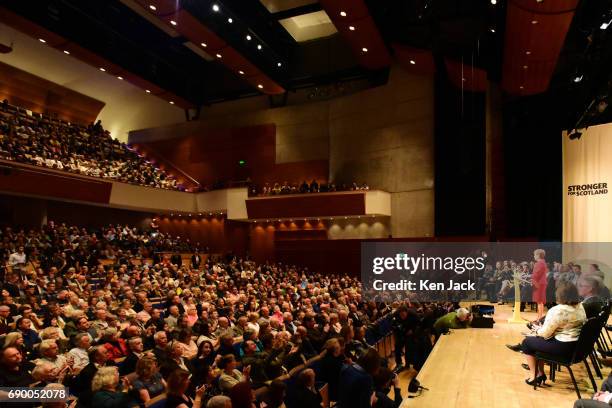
top-left (8, 246), bottom-right (26, 268)
top-left (520, 282), bottom-right (586, 388)
top-left (68, 333), bottom-right (91, 374)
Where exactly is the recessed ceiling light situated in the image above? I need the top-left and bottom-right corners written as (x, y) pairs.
top-left (216, 53), bottom-right (222, 58)
top-left (246, 35), bottom-right (252, 41)
top-left (523, 65), bottom-right (528, 69)
top-left (169, 101), bottom-right (175, 105)
top-left (257, 84), bottom-right (263, 89)
top-left (170, 20), bottom-right (177, 26)
top-left (519, 86), bottom-right (524, 89)
top-left (145, 89), bottom-right (151, 94)
top-left (257, 44), bottom-right (262, 50)
top-left (340, 11), bottom-right (347, 17)
top-left (601, 20), bottom-right (611, 30)
top-left (349, 26), bottom-right (355, 31)
top-left (490, 0), bottom-right (496, 4)
top-left (99, 67), bottom-right (106, 72)
top-left (212, 4), bottom-right (219, 12)
top-left (490, 28), bottom-right (496, 33)
top-left (531, 20), bottom-right (538, 24)
top-left (462, 77), bottom-right (467, 82)
top-left (227, 18), bottom-right (233, 23)
top-left (63, 50), bottom-right (70, 55)
top-left (574, 75), bottom-right (583, 83)
top-left (362, 47), bottom-right (368, 52)
top-left (238, 70), bottom-right (245, 75)
top-left (200, 42), bottom-right (207, 48)
top-left (117, 76), bottom-right (123, 80)
top-left (149, 4), bottom-right (156, 11)
top-left (277, 62), bottom-right (282, 67)
top-left (409, 59), bottom-right (416, 65)
top-left (525, 50), bottom-right (531, 55)
top-left (39, 38), bottom-right (46, 43)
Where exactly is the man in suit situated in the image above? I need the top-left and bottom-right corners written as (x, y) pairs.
top-left (283, 312), bottom-right (297, 335)
top-left (191, 252), bottom-right (202, 270)
top-left (0, 305), bottom-right (11, 335)
top-left (119, 336), bottom-right (144, 375)
top-left (579, 275), bottom-right (606, 318)
top-left (338, 349), bottom-right (380, 408)
top-left (152, 331), bottom-right (169, 364)
top-left (170, 251), bottom-right (182, 267)
top-left (72, 346), bottom-right (112, 408)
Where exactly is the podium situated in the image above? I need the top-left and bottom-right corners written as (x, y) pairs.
top-left (508, 270), bottom-right (528, 324)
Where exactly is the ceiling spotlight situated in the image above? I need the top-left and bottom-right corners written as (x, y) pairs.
top-left (149, 4), bottom-right (156, 11)
top-left (170, 20), bottom-right (177, 26)
top-left (349, 25), bottom-right (355, 31)
top-left (117, 76), bottom-right (123, 80)
top-left (227, 18), bottom-right (233, 23)
top-left (519, 85), bottom-right (524, 89)
top-left (39, 38), bottom-right (46, 43)
top-left (362, 47), bottom-right (368, 53)
top-left (601, 19), bottom-right (612, 30)
top-left (409, 59), bottom-right (416, 65)
top-left (490, 28), bottom-right (496, 33)
top-left (257, 84), bottom-right (263, 89)
top-left (99, 67), bottom-right (106, 72)
top-left (531, 20), bottom-right (538, 24)
top-left (200, 42), bottom-right (207, 48)
top-left (246, 35), bottom-right (252, 41)
top-left (340, 11), bottom-right (347, 17)
top-left (238, 70), bottom-right (245, 75)
top-left (63, 50), bottom-right (70, 55)
top-left (277, 62), bottom-right (282, 67)
top-left (490, 0), bottom-right (496, 4)
top-left (169, 101), bottom-right (175, 105)
top-left (525, 50), bottom-right (531, 55)
top-left (212, 4), bottom-right (219, 12)
top-left (574, 75), bottom-right (583, 83)
top-left (216, 53), bottom-right (222, 58)
top-left (257, 44), bottom-right (262, 50)
top-left (145, 89), bottom-right (151, 93)
top-left (569, 131), bottom-right (582, 140)
top-left (523, 65), bottom-right (528, 69)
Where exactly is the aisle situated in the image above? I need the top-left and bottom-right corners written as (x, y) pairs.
top-left (396, 304), bottom-right (603, 408)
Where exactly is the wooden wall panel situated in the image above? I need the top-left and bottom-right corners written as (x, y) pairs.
top-left (0, 161), bottom-right (112, 203)
top-left (0, 61), bottom-right (105, 124)
top-left (246, 192), bottom-right (365, 219)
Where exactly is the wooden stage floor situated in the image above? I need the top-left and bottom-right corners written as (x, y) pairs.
top-left (397, 304), bottom-right (607, 408)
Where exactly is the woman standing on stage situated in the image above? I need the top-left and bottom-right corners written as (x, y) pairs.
top-left (531, 249), bottom-right (548, 321)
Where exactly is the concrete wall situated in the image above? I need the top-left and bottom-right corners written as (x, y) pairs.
top-left (132, 65), bottom-right (434, 237)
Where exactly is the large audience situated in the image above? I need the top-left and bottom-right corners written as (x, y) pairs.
top-left (253, 180), bottom-right (370, 196)
top-left (0, 100), bottom-right (180, 190)
top-left (0, 221), bottom-right (454, 408)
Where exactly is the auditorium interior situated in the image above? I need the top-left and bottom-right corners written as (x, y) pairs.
top-left (1, 1), bottom-right (612, 407)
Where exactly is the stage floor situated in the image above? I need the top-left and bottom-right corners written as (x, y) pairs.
top-left (397, 304), bottom-right (607, 408)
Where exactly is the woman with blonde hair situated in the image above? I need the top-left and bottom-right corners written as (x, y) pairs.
top-left (3, 332), bottom-right (26, 356)
top-left (132, 357), bottom-right (166, 403)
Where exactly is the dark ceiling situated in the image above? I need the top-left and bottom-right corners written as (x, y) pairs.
top-left (2, 0), bottom-right (611, 127)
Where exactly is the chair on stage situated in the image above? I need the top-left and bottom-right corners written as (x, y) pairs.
top-left (535, 317), bottom-right (602, 399)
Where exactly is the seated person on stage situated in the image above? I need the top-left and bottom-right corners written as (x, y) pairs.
top-left (574, 371), bottom-right (612, 408)
top-left (506, 275), bottom-right (604, 352)
top-left (433, 308), bottom-right (471, 335)
top-left (520, 282), bottom-right (586, 388)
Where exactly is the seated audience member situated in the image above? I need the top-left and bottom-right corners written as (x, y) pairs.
top-left (17, 317), bottom-right (40, 352)
top-left (68, 333), bottom-right (91, 374)
top-left (160, 340), bottom-right (194, 378)
top-left (0, 346), bottom-right (35, 386)
top-left (578, 275), bottom-right (606, 318)
top-left (294, 368), bottom-right (323, 408)
top-left (177, 329), bottom-right (198, 360)
top-left (132, 357), bottom-right (166, 403)
top-left (373, 368), bottom-right (402, 408)
top-left (229, 381), bottom-right (256, 408)
top-left (35, 339), bottom-right (73, 377)
top-left (153, 331), bottom-right (169, 363)
top-left (91, 366), bottom-right (134, 408)
top-left (206, 395), bottom-right (232, 408)
top-left (3, 332), bottom-right (27, 356)
top-left (100, 328), bottom-right (128, 360)
top-left (218, 354), bottom-right (251, 393)
top-left (72, 345), bottom-right (112, 407)
top-left (338, 349), bottom-right (381, 408)
top-left (166, 369), bottom-right (207, 408)
top-left (119, 336), bottom-right (145, 375)
top-left (520, 282), bottom-right (586, 388)
top-left (433, 308), bottom-right (472, 335)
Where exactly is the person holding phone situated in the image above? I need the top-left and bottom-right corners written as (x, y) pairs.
top-left (166, 369), bottom-right (208, 408)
